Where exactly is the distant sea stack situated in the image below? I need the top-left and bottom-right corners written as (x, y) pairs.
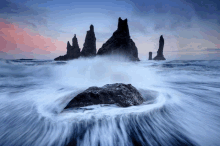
top-left (153, 35), bottom-right (166, 60)
top-left (80, 25), bottom-right (96, 57)
top-left (97, 17), bottom-right (139, 61)
top-left (54, 34), bottom-right (80, 61)
top-left (149, 52), bottom-right (152, 60)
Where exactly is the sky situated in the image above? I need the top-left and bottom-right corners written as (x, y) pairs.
top-left (0, 0), bottom-right (219, 60)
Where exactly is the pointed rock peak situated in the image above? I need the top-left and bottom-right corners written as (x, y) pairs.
top-left (73, 34), bottom-right (77, 41)
top-left (67, 41), bottom-right (72, 50)
top-left (72, 34), bottom-right (79, 48)
top-left (90, 25), bottom-right (94, 32)
top-left (67, 41), bottom-right (71, 47)
top-left (160, 35), bottom-right (164, 41)
top-left (117, 17), bottom-right (129, 35)
top-left (153, 35), bottom-right (166, 60)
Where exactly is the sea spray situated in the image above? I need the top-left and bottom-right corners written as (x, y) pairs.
top-left (0, 58), bottom-right (219, 146)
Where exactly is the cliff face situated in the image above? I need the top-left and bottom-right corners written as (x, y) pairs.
top-left (153, 35), bottom-right (166, 60)
top-left (97, 17), bottom-right (139, 61)
top-left (80, 25), bottom-right (96, 57)
top-left (54, 34), bottom-right (80, 61)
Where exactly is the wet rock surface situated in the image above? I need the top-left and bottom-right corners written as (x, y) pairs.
top-left (64, 83), bottom-right (144, 109)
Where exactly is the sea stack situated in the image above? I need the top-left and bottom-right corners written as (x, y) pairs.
top-left (80, 25), bottom-right (96, 57)
top-left (149, 52), bottom-right (152, 60)
top-left (97, 17), bottom-right (139, 61)
top-left (54, 34), bottom-right (80, 61)
top-left (153, 35), bottom-right (166, 60)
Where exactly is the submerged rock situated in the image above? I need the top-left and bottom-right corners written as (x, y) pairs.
top-left (54, 34), bottom-right (80, 61)
top-left (153, 35), bottom-right (166, 60)
top-left (64, 83), bottom-right (144, 109)
top-left (97, 17), bottom-right (139, 61)
top-left (80, 25), bottom-right (96, 57)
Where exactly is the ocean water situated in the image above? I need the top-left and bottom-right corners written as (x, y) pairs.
top-left (0, 57), bottom-right (219, 146)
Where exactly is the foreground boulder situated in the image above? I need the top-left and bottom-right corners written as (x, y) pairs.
top-left (54, 34), bottom-right (80, 61)
top-left (153, 35), bottom-right (166, 60)
top-left (64, 83), bottom-right (144, 109)
top-left (97, 17), bottom-right (139, 61)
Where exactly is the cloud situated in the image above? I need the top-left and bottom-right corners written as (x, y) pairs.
top-left (126, 0), bottom-right (220, 30)
top-left (0, 19), bottom-right (66, 56)
top-left (204, 48), bottom-right (220, 52)
top-left (165, 48), bottom-right (197, 52)
top-left (126, 0), bottom-right (195, 30)
top-left (182, 0), bottom-right (220, 24)
top-left (0, 0), bottom-right (48, 27)
top-left (216, 44), bottom-right (220, 48)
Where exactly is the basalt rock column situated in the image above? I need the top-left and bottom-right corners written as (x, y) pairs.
top-left (97, 17), bottom-right (139, 61)
top-left (69, 34), bottom-right (80, 59)
top-left (54, 34), bottom-right (80, 60)
top-left (149, 52), bottom-right (152, 60)
top-left (80, 25), bottom-right (96, 57)
top-left (153, 35), bottom-right (166, 60)
top-left (66, 41), bottom-right (72, 56)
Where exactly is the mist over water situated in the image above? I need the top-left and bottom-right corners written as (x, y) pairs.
top-left (0, 57), bottom-right (220, 146)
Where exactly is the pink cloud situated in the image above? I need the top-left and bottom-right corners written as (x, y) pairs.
top-left (0, 19), bottom-right (66, 55)
top-left (215, 44), bottom-right (220, 48)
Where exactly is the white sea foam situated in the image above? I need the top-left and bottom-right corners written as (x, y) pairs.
top-left (0, 58), bottom-right (219, 146)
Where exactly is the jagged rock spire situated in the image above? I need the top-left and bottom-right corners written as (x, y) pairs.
top-left (67, 41), bottom-right (71, 48)
top-left (72, 34), bottom-right (79, 48)
top-left (54, 35), bottom-right (80, 61)
top-left (153, 35), bottom-right (166, 60)
top-left (117, 17), bottom-right (129, 37)
top-left (67, 41), bottom-right (72, 54)
top-left (80, 25), bottom-right (96, 57)
top-left (158, 35), bottom-right (164, 55)
top-left (90, 25), bottom-right (94, 32)
top-left (97, 17), bottom-right (139, 61)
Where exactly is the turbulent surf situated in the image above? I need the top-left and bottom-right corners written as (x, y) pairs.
top-left (0, 57), bottom-right (219, 146)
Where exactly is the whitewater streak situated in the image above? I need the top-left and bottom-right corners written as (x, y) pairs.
top-left (0, 57), bottom-right (219, 146)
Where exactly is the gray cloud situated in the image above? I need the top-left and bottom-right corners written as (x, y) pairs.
top-left (0, 0), bottom-right (48, 27)
top-left (165, 48), bottom-right (197, 52)
top-left (125, 0), bottom-right (220, 30)
top-left (129, 21), bottom-right (148, 34)
top-left (204, 48), bottom-right (220, 52)
top-left (182, 0), bottom-right (220, 24)
top-left (95, 32), bottom-right (113, 42)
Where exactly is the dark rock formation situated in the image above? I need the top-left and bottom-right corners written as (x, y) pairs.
top-left (149, 52), bottom-right (152, 60)
top-left (97, 17), bottom-right (139, 61)
top-left (64, 83), bottom-right (144, 109)
top-left (54, 34), bottom-right (80, 61)
top-left (80, 25), bottom-right (96, 57)
top-left (153, 35), bottom-right (166, 60)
